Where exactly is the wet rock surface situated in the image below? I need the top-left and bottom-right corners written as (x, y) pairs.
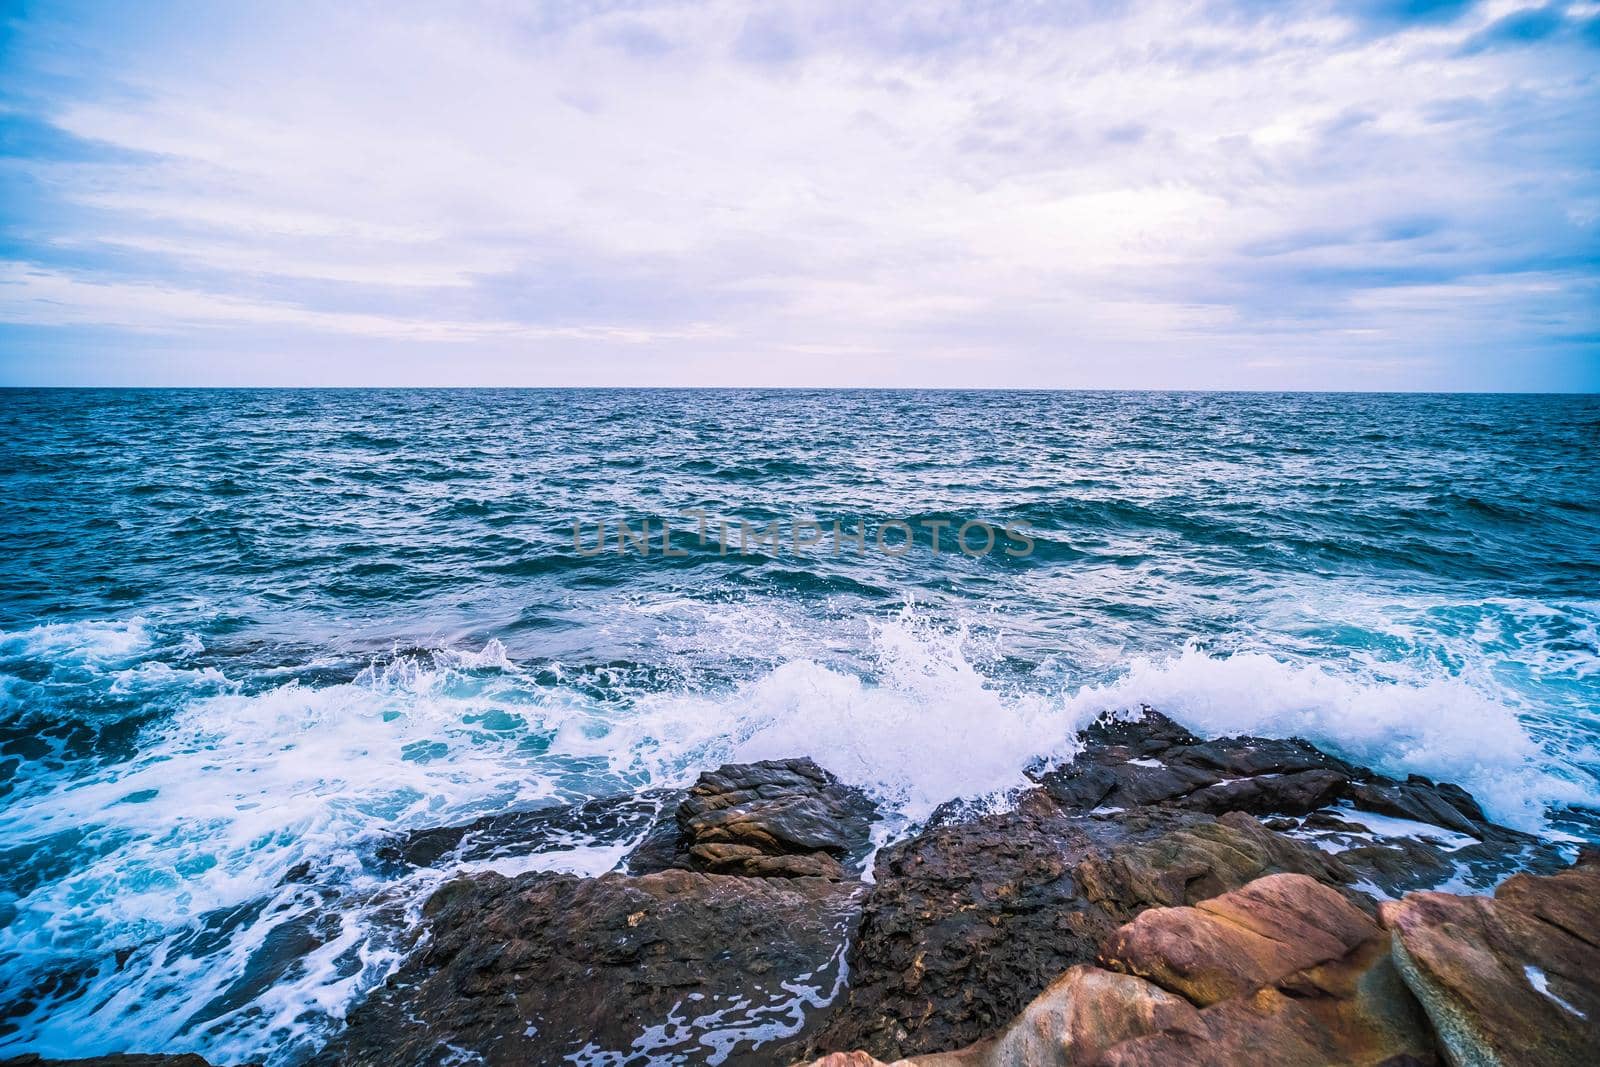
top-left (326, 867), bottom-right (859, 1066)
top-left (1382, 850), bottom-right (1600, 1066)
top-left (134, 707), bottom-right (1588, 1067)
top-left (799, 871), bottom-right (1438, 1067)
top-left (1038, 709), bottom-right (1569, 899)
top-left (806, 798), bottom-right (1358, 1059)
top-left (374, 790), bottom-right (673, 871)
top-left (628, 757), bottom-right (879, 880)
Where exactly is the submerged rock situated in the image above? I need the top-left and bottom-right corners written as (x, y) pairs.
top-left (1382, 851), bottom-right (1600, 1065)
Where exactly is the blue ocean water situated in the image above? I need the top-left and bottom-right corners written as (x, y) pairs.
top-left (0, 387), bottom-right (1597, 1061)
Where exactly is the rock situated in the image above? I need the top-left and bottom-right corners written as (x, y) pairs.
top-left (1039, 710), bottom-right (1562, 900)
top-left (375, 790), bottom-right (671, 871)
top-left (806, 794), bottom-right (1357, 1059)
top-left (1345, 778), bottom-right (1485, 838)
top-left (1382, 854), bottom-right (1600, 1066)
top-left (325, 867), bottom-right (859, 1066)
top-left (1098, 873), bottom-right (1378, 1006)
top-left (801, 872), bottom-right (1435, 1067)
top-left (1182, 770), bottom-right (1349, 818)
top-left (1035, 711), bottom-right (1357, 818)
top-left (1074, 811), bottom-right (1358, 914)
top-left (925, 965), bottom-right (1202, 1066)
top-left (1093, 937), bottom-right (1436, 1066)
top-left (629, 757), bottom-right (878, 880)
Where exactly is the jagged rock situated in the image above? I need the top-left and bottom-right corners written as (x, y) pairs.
top-left (315, 716), bottom-right (1575, 1065)
top-left (1382, 853), bottom-right (1600, 1065)
top-left (1345, 778), bottom-right (1485, 838)
top-left (629, 757), bottom-right (878, 880)
top-left (1035, 711), bottom-right (1357, 817)
top-left (799, 872), bottom-right (1436, 1067)
top-left (806, 793), bottom-right (1357, 1059)
top-left (326, 867), bottom-right (859, 1065)
top-left (1283, 806), bottom-right (1569, 900)
top-left (1033, 710), bottom-right (1564, 902)
top-left (1093, 937), bottom-right (1436, 1066)
top-left (922, 965), bottom-right (1202, 1066)
top-left (1098, 873), bottom-right (1378, 1006)
top-left (375, 790), bottom-right (671, 871)
top-left (1074, 811), bottom-right (1358, 914)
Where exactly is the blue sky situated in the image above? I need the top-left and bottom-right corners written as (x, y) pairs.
top-left (1, 0), bottom-right (1596, 389)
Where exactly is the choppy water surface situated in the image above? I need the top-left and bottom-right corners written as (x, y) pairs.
top-left (1, 388), bottom-right (1597, 1061)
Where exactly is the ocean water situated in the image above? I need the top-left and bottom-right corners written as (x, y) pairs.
top-left (0, 387), bottom-right (1597, 1061)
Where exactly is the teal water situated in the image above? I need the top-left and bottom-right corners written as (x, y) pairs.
top-left (1, 388), bottom-right (1597, 1061)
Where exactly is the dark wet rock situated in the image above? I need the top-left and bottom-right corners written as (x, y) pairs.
top-left (627, 757), bottom-right (877, 880)
top-left (1182, 769), bottom-right (1348, 818)
top-left (1283, 805), bottom-right (1569, 899)
top-left (1345, 777), bottom-right (1486, 838)
top-left (1382, 851), bottom-right (1600, 1065)
top-left (1036, 712), bottom-right (1357, 818)
top-left (375, 790), bottom-right (672, 871)
top-left (805, 791), bottom-right (1358, 1059)
top-left (326, 867), bottom-right (859, 1066)
top-left (1039, 709), bottom-right (1483, 831)
top-left (1033, 709), bottom-right (1564, 902)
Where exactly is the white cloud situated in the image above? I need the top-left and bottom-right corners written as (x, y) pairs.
top-left (2, 0), bottom-right (1595, 387)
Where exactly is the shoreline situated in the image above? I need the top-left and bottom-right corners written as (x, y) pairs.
top-left (9, 708), bottom-right (1597, 1065)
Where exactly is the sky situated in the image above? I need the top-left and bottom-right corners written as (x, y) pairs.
top-left (0, 0), bottom-right (1596, 390)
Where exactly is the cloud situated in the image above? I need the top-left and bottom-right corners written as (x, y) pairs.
top-left (0, 0), bottom-right (1594, 388)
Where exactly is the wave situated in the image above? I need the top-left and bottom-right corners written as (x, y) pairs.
top-left (0, 602), bottom-right (1595, 1062)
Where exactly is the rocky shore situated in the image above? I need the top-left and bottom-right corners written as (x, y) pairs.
top-left (7, 710), bottom-right (1598, 1066)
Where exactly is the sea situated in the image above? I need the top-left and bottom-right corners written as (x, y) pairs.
top-left (1, 388), bottom-right (1597, 1062)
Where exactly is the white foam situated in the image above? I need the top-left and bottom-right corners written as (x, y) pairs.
top-left (559, 605), bottom-right (1089, 822)
top-left (1525, 964), bottom-right (1587, 1019)
top-left (0, 616), bottom-right (156, 666)
top-left (3, 603), bottom-right (1596, 1064)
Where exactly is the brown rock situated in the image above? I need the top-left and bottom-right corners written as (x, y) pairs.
top-left (1075, 811), bottom-right (1357, 913)
top-left (807, 798), bottom-right (1357, 1059)
top-left (630, 757), bottom-right (878, 879)
top-left (325, 867), bottom-right (860, 1065)
top-left (1382, 855), bottom-right (1600, 1066)
top-left (926, 965), bottom-right (1202, 1066)
top-left (1099, 873), bottom-right (1378, 1006)
top-left (1093, 938), bottom-right (1435, 1067)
